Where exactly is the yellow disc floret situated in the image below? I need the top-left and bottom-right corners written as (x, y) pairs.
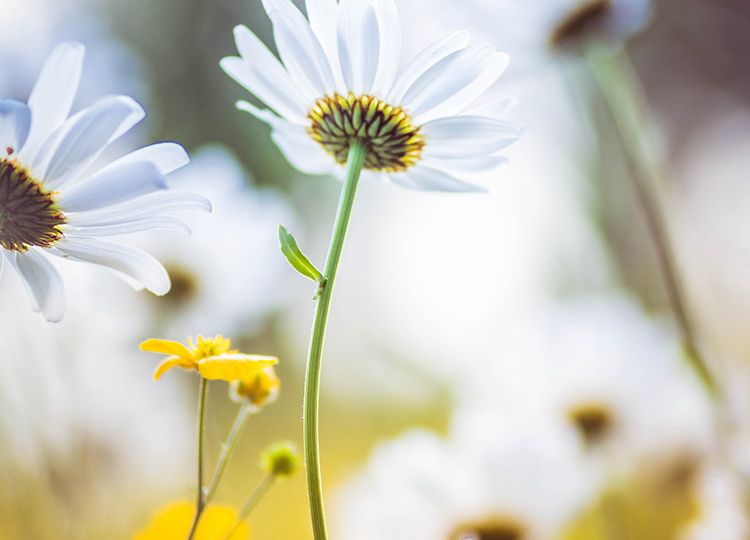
top-left (308, 93), bottom-right (425, 173)
top-left (0, 158), bottom-right (66, 251)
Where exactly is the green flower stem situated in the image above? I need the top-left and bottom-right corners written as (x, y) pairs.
top-left (222, 473), bottom-right (276, 540)
top-left (585, 46), bottom-right (719, 399)
top-left (304, 140), bottom-right (366, 540)
top-left (187, 377), bottom-right (209, 540)
top-left (205, 403), bottom-right (252, 505)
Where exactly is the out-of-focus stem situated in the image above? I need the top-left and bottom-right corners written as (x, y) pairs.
top-left (585, 46), bottom-right (719, 399)
top-left (205, 403), bottom-right (252, 505)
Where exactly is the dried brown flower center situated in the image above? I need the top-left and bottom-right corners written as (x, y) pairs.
top-left (0, 159), bottom-right (66, 252)
top-left (449, 518), bottom-right (526, 540)
top-left (550, 0), bottom-right (611, 46)
top-left (567, 402), bottom-right (615, 445)
top-left (308, 93), bottom-right (425, 173)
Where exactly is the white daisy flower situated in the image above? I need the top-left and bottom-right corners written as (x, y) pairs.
top-left (0, 42), bottom-right (209, 322)
top-left (221, 0), bottom-right (523, 193)
top-left (462, 295), bottom-right (716, 475)
top-left (430, 0), bottom-right (652, 73)
top-left (334, 417), bottom-right (598, 540)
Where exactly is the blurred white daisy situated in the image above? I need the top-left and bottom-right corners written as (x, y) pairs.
top-left (221, 0), bottom-right (522, 193)
top-left (430, 0), bottom-right (652, 74)
top-left (462, 295), bottom-right (716, 475)
top-left (334, 417), bottom-right (597, 540)
top-left (0, 42), bottom-right (209, 322)
top-left (119, 146), bottom-right (296, 337)
top-left (0, 263), bottom-right (192, 535)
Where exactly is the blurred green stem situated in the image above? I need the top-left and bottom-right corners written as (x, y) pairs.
top-left (585, 46), bottom-right (719, 399)
top-left (223, 473), bottom-right (276, 540)
top-left (304, 140), bottom-right (366, 540)
top-left (205, 403), bottom-right (252, 505)
top-left (187, 378), bottom-right (208, 540)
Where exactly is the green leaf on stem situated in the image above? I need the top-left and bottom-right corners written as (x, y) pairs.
top-left (278, 225), bottom-right (323, 283)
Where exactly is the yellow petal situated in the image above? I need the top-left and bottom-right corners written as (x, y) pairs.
top-left (133, 501), bottom-right (250, 540)
top-left (140, 338), bottom-right (193, 360)
top-left (197, 354), bottom-right (278, 382)
top-left (153, 356), bottom-right (195, 380)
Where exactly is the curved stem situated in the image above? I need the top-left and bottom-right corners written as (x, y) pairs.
top-left (205, 403), bottom-right (252, 505)
top-left (187, 378), bottom-right (209, 540)
top-left (304, 141), bottom-right (366, 540)
top-left (585, 46), bottom-right (719, 399)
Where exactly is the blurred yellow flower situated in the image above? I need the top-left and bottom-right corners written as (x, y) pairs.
top-left (140, 335), bottom-right (278, 381)
top-left (134, 501), bottom-right (249, 540)
top-left (230, 366), bottom-right (281, 410)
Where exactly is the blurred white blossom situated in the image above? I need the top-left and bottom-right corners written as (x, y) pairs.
top-left (423, 0), bottom-right (652, 76)
top-left (334, 418), bottom-right (596, 540)
top-left (117, 145), bottom-right (296, 338)
top-left (461, 295), bottom-right (716, 475)
top-left (0, 261), bottom-right (191, 521)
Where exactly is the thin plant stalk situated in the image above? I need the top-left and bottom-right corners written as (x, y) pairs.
top-left (303, 140), bottom-right (366, 540)
top-left (585, 45), bottom-right (719, 398)
top-left (187, 378), bottom-right (209, 540)
top-left (205, 403), bottom-right (252, 504)
top-left (222, 474), bottom-right (276, 540)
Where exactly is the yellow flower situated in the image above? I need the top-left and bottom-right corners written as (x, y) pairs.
top-left (134, 501), bottom-right (249, 540)
top-left (140, 335), bottom-right (278, 381)
top-left (229, 366), bottom-right (281, 410)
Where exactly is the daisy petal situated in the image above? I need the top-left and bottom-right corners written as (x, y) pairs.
top-left (20, 42), bottom-right (85, 162)
top-left (391, 165), bottom-right (486, 193)
top-left (66, 191), bottom-right (211, 227)
top-left (221, 25), bottom-right (308, 123)
top-left (97, 142), bottom-right (190, 177)
top-left (236, 100), bottom-right (335, 175)
top-left (338, 0), bottom-right (380, 94)
top-left (305, 0), bottom-right (343, 89)
top-left (387, 31), bottom-right (470, 105)
top-left (261, 0), bottom-right (335, 98)
top-left (371, 0), bottom-right (401, 97)
top-left (58, 160), bottom-right (168, 212)
top-left (67, 216), bottom-right (191, 237)
top-left (403, 47), bottom-right (509, 124)
top-left (421, 116), bottom-right (523, 159)
top-left (55, 237), bottom-right (170, 295)
top-left (140, 338), bottom-right (193, 359)
top-left (0, 100), bottom-right (31, 157)
top-left (10, 249), bottom-right (65, 322)
top-left (423, 155), bottom-right (509, 175)
top-left (464, 95), bottom-right (518, 119)
top-left (197, 354), bottom-right (278, 382)
top-left (35, 95), bottom-right (146, 188)
top-left (153, 356), bottom-right (194, 380)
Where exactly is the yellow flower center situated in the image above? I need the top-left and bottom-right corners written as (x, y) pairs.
top-left (567, 402), bottom-right (615, 446)
top-left (549, 0), bottom-right (611, 46)
top-left (449, 517), bottom-right (526, 540)
top-left (191, 335), bottom-right (234, 360)
top-left (308, 93), bottom-right (425, 173)
top-left (0, 158), bottom-right (66, 251)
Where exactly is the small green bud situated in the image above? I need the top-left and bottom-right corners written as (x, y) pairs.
top-left (260, 441), bottom-right (300, 477)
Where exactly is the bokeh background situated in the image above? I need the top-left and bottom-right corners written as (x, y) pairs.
top-left (2, 0), bottom-right (750, 538)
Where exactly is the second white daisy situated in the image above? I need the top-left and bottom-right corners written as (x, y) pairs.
top-left (221, 0), bottom-right (522, 193)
